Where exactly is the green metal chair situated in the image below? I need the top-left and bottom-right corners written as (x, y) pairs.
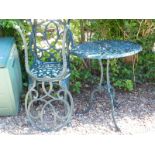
top-left (14, 19), bottom-right (74, 131)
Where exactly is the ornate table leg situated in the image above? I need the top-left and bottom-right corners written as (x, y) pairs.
top-left (89, 59), bottom-right (120, 131)
top-left (75, 60), bottom-right (106, 114)
top-left (25, 79), bottom-right (74, 132)
top-left (106, 59), bottom-right (120, 131)
top-left (76, 59), bottom-right (118, 115)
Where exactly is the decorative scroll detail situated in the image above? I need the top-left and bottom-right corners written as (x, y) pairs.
top-left (30, 20), bottom-right (73, 63)
top-left (76, 82), bottom-right (117, 115)
top-left (25, 80), bottom-right (74, 131)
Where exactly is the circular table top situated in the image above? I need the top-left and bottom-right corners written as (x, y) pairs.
top-left (71, 40), bottom-right (142, 59)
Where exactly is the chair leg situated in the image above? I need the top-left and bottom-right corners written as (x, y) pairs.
top-left (25, 79), bottom-right (74, 132)
top-left (106, 60), bottom-right (120, 132)
top-left (28, 77), bottom-right (33, 101)
top-left (59, 77), bottom-right (74, 124)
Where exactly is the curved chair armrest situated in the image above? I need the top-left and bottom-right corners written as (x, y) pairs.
top-left (13, 24), bottom-right (68, 82)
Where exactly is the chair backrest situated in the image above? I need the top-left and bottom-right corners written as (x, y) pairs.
top-left (29, 19), bottom-right (74, 66)
top-left (14, 19), bottom-right (74, 82)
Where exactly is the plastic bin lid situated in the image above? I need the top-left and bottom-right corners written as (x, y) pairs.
top-left (0, 37), bottom-right (14, 68)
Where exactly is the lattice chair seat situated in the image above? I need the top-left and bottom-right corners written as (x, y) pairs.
top-left (30, 62), bottom-right (70, 79)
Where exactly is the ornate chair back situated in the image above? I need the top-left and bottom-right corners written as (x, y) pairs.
top-left (27, 19), bottom-right (74, 82)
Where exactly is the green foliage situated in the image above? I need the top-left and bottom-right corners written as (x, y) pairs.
top-left (70, 56), bottom-right (94, 93)
top-left (136, 52), bottom-right (155, 82)
top-left (114, 79), bottom-right (134, 91)
top-left (71, 81), bottom-right (81, 94)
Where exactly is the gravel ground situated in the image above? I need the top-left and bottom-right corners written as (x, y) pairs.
top-left (0, 82), bottom-right (155, 135)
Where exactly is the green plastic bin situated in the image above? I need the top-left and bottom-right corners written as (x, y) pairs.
top-left (0, 37), bottom-right (22, 116)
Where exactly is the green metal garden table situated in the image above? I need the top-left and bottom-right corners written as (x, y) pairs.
top-left (71, 40), bottom-right (142, 131)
